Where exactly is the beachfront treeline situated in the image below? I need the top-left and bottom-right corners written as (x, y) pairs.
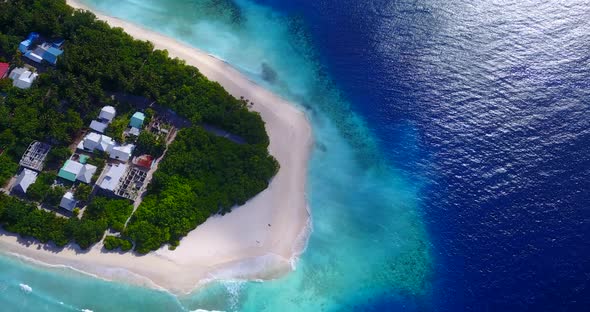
top-left (0, 0), bottom-right (279, 253)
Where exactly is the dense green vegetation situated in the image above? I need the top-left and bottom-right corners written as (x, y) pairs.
top-left (0, 194), bottom-right (70, 246)
top-left (0, 154), bottom-right (18, 186)
top-left (105, 113), bottom-right (129, 143)
top-left (27, 172), bottom-right (67, 208)
top-left (127, 127), bottom-right (279, 253)
top-left (103, 235), bottom-right (133, 252)
top-left (74, 184), bottom-right (92, 202)
top-left (0, 194), bottom-right (132, 249)
top-left (0, 194), bottom-right (103, 248)
top-left (84, 197), bottom-right (132, 233)
top-left (45, 147), bottom-right (71, 171)
top-left (0, 0), bottom-right (278, 252)
top-left (135, 131), bottom-right (165, 158)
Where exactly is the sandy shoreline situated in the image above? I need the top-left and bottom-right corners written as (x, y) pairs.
top-left (0, 0), bottom-right (313, 294)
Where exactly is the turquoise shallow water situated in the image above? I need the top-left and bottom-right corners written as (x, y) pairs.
top-left (0, 0), bottom-right (432, 310)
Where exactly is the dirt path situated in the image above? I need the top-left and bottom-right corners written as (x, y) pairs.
top-left (123, 128), bottom-right (178, 228)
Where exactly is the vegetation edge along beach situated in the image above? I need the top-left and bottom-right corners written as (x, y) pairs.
top-left (0, 0), bottom-right (313, 294)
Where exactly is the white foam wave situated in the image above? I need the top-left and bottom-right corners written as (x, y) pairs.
top-left (4, 252), bottom-right (169, 294)
top-left (19, 283), bottom-right (32, 293)
top-left (289, 210), bottom-right (313, 270)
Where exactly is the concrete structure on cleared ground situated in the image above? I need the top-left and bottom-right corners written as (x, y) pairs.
top-left (19, 141), bottom-right (51, 171)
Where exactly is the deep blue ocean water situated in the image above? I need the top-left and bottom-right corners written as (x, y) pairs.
top-left (1, 0), bottom-right (589, 311)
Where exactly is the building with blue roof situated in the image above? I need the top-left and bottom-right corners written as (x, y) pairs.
top-left (52, 39), bottom-right (65, 48)
top-left (43, 47), bottom-right (63, 65)
top-left (19, 40), bottom-right (32, 53)
top-left (18, 33), bottom-right (39, 54)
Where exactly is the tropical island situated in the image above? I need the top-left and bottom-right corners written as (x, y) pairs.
top-left (0, 0), bottom-right (312, 293)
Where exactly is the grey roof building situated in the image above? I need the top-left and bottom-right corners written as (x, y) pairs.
top-left (59, 191), bottom-right (77, 211)
top-left (13, 168), bottom-right (38, 194)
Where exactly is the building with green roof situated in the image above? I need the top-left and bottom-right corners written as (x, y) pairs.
top-left (129, 112), bottom-right (145, 129)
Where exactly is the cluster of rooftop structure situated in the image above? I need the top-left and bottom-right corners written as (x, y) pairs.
top-left (19, 32), bottom-right (64, 65)
top-left (78, 106), bottom-right (137, 162)
top-left (0, 33), bottom-right (66, 90)
top-left (5, 99), bottom-right (166, 214)
top-left (91, 109), bottom-right (152, 200)
top-left (0, 62), bottom-right (38, 89)
top-left (49, 106), bottom-right (152, 207)
top-left (89, 105), bottom-right (116, 133)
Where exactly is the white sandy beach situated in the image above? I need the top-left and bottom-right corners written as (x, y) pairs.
top-left (0, 0), bottom-right (313, 294)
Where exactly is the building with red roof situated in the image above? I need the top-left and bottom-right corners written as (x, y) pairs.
top-left (133, 155), bottom-right (154, 169)
top-left (0, 63), bottom-right (9, 79)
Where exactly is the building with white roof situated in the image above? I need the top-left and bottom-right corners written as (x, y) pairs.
top-left (89, 120), bottom-right (108, 133)
top-left (59, 191), bottom-right (77, 211)
top-left (77, 133), bottom-right (134, 162)
top-left (99, 163), bottom-right (128, 192)
top-left (77, 164), bottom-right (97, 184)
top-left (129, 127), bottom-right (140, 136)
top-left (110, 144), bottom-right (135, 162)
top-left (9, 67), bottom-right (38, 89)
top-left (79, 132), bottom-right (115, 153)
top-left (12, 168), bottom-right (38, 194)
top-left (58, 160), bottom-right (97, 184)
top-left (99, 106), bottom-right (116, 122)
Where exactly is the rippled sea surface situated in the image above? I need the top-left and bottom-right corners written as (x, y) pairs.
top-left (1, 0), bottom-right (589, 311)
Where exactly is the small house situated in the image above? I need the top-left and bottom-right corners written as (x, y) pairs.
top-left (43, 47), bottom-right (63, 65)
top-left (8, 67), bottom-right (38, 89)
top-left (59, 191), bottom-right (77, 211)
top-left (13, 168), bottom-right (38, 194)
top-left (0, 63), bottom-right (9, 79)
top-left (79, 133), bottom-right (115, 153)
top-left (129, 112), bottom-right (145, 129)
top-left (90, 120), bottom-right (108, 133)
top-left (99, 163), bottom-right (128, 192)
top-left (58, 160), bottom-right (97, 184)
top-left (134, 155), bottom-right (154, 169)
top-left (77, 164), bottom-right (98, 184)
top-left (110, 144), bottom-right (135, 162)
top-left (19, 40), bottom-right (32, 53)
top-left (18, 32), bottom-right (39, 53)
top-left (99, 106), bottom-right (116, 123)
top-left (58, 160), bottom-right (83, 182)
